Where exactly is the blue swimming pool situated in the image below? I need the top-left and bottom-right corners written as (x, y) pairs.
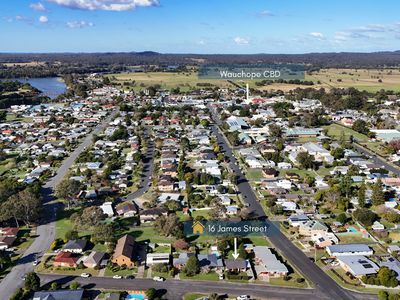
top-left (126, 294), bottom-right (145, 299)
top-left (347, 226), bottom-right (357, 232)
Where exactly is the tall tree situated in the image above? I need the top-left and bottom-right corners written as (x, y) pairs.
top-left (358, 183), bottom-right (366, 208)
top-left (372, 179), bottom-right (385, 206)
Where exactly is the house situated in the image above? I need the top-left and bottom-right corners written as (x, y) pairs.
top-left (262, 168), bottom-right (278, 178)
top-left (198, 254), bottom-right (224, 271)
top-left (288, 214), bottom-right (309, 227)
top-left (311, 233), bottom-right (339, 248)
top-left (0, 227), bottom-right (19, 237)
top-left (0, 236), bottom-right (16, 250)
top-left (173, 252), bottom-right (195, 270)
top-left (371, 221), bottom-right (385, 231)
top-left (253, 246), bottom-right (288, 278)
top-left (140, 207), bottom-right (168, 222)
top-left (224, 259), bottom-right (248, 272)
top-left (298, 220), bottom-right (328, 237)
top-left (146, 253), bottom-right (170, 265)
top-left (32, 290), bottom-right (84, 300)
top-left (100, 202), bottom-right (114, 217)
top-left (63, 239), bottom-right (87, 254)
top-left (337, 256), bottom-right (379, 278)
top-left (116, 201), bottom-right (137, 217)
top-left (112, 235), bottom-right (136, 267)
top-left (380, 257), bottom-right (400, 281)
top-left (53, 252), bottom-right (79, 268)
top-left (83, 251), bottom-right (106, 268)
top-left (326, 244), bottom-right (373, 257)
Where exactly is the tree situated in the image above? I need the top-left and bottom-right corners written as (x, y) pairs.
top-left (69, 281), bottom-right (80, 289)
top-left (377, 267), bottom-right (398, 287)
top-left (268, 124), bottom-right (282, 140)
top-left (91, 223), bottom-right (114, 244)
top-left (352, 119), bottom-right (370, 135)
top-left (146, 288), bottom-right (157, 300)
top-left (238, 243), bottom-right (247, 259)
top-left (24, 272), bottom-right (40, 291)
top-left (372, 179), bottom-right (385, 206)
top-left (339, 174), bottom-right (353, 198)
top-left (55, 179), bottom-right (81, 209)
top-left (0, 250), bottom-right (11, 270)
top-left (184, 256), bottom-right (200, 276)
top-left (336, 213), bottom-right (347, 225)
top-left (378, 291), bottom-right (389, 300)
top-left (296, 151), bottom-right (315, 169)
top-left (353, 208), bottom-right (377, 227)
top-left (331, 147), bottom-right (344, 159)
top-left (73, 206), bottom-right (106, 229)
top-left (358, 183), bottom-right (366, 208)
top-left (154, 214), bottom-right (183, 238)
top-left (50, 282), bottom-right (60, 290)
top-left (64, 230), bottom-right (79, 241)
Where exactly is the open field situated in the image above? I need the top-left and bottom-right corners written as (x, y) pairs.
top-left (108, 68), bottom-right (400, 92)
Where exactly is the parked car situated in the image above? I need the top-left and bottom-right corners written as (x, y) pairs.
top-left (113, 275), bottom-right (122, 279)
top-left (219, 274), bottom-right (224, 280)
top-left (80, 273), bottom-right (91, 278)
top-left (153, 276), bottom-right (165, 282)
top-left (32, 260), bottom-right (39, 266)
top-left (237, 296), bottom-right (250, 300)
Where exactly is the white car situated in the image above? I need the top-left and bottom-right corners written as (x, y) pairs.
top-left (153, 276), bottom-right (165, 282)
top-left (32, 260), bottom-right (39, 266)
top-left (237, 296), bottom-right (251, 300)
top-left (219, 274), bottom-right (224, 280)
top-left (113, 275), bottom-right (122, 279)
top-left (80, 273), bottom-right (91, 278)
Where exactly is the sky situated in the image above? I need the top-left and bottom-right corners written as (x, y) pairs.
top-left (1, 0), bottom-right (400, 54)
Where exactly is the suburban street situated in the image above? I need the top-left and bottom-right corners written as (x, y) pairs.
top-left (38, 274), bottom-right (377, 300)
top-left (209, 106), bottom-right (369, 300)
top-left (124, 127), bottom-right (155, 201)
top-left (0, 109), bottom-right (119, 300)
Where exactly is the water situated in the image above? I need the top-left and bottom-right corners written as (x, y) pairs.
top-left (17, 77), bottom-right (67, 99)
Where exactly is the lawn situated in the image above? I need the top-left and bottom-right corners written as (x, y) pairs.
top-left (104, 266), bottom-right (138, 277)
top-left (325, 123), bottom-right (369, 142)
top-left (246, 169), bottom-right (265, 180)
top-left (183, 293), bottom-right (207, 300)
top-left (269, 273), bottom-right (308, 288)
top-left (180, 272), bottom-right (219, 281)
top-left (124, 226), bottom-right (174, 244)
top-left (336, 232), bottom-right (373, 244)
top-left (55, 208), bottom-right (91, 240)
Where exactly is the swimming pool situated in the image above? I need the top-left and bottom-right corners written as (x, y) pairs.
top-left (347, 226), bottom-right (357, 232)
top-left (126, 294), bottom-right (145, 299)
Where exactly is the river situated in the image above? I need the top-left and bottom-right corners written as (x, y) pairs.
top-left (17, 77), bottom-right (67, 99)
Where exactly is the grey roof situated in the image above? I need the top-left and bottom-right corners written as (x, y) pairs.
top-left (173, 252), bottom-right (195, 266)
top-left (85, 251), bottom-right (105, 265)
top-left (327, 244), bottom-right (372, 254)
top-left (254, 246), bottom-right (288, 273)
top-left (198, 254), bottom-right (223, 268)
top-left (63, 239), bottom-right (87, 251)
top-left (224, 259), bottom-right (247, 270)
top-left (33, 290), bottom-right (84, 300)
top-left (337, 256), bottom-right (379, 276)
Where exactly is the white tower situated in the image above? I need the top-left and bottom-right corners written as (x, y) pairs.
top-left (246, 83), bottom-right (249, 102)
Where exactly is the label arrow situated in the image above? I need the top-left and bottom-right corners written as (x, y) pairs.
top-left (232, 237), bottom-right (239, 260)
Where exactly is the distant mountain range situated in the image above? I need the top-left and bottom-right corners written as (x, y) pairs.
top-left (2, 51), bottom-right (400, 68)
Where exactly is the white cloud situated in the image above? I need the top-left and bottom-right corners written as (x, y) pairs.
top-left (47, 0), bottom-right (159, 11)
top-left (309, 32), bottom-right (325, 40)
top-left (30, 2), bottom-right (47, 12)
top-left (39, 15), bottom-right (48, 23)
top-left (196, 40), bottom-right (205, 45)
top-left (233, 36), bottom-right (250, 45)
top-left (15, 15), bottom-right (33, 24)
top-left (257, 10), bottom-right (274, 17)
top-left (66, 20), bottom-right (94, 28)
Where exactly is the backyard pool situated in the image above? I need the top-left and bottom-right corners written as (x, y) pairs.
top-left (126, 293), bottom-right (145, 299)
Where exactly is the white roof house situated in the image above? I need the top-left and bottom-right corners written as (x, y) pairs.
top-left (100, 202), bottom-right (114, 217)
top-left (253, 246), bottom-right (288, 276)
top-left (327, 244), bottom-right (373, 257)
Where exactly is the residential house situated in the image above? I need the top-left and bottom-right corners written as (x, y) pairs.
top-left (53, 252), bottom-right (79, 268)
top-left (311, 233), bottom-right (339, 248)
top-left (112, 235), bottom-right (136, 267)
top-left (0, 236), bottom-right (16, 250)
top-left (173, 252), bottom-right (195, 270)
top-left (146, 253), bottom-right (171, 265)
top-left (224, 259), bottom-right (248, 273)
top-left (100, 202), bottom-right (114, 217)
top-left (298, 220), bottom-right (328, 237)
top-left (116, 201), bottom-right (137, 217)
top-left (326, 244), bottom-right (373, 257)
top-left (140, 207), bottom-right (168, 222)
top-left (198, 254), bottom-right (224, 271)
top-left (83, 251), bottom-right (106, 268)
top-left (253, 246), bottom-right (288, 279)
top-left (0, 227), bottom-right (19, 237)
top-left (32, 290), bottom-right (84, 300)
top-left (63, 239), bottom-right (87, 254)
top-left (337, 256), bottom-right (379, 278)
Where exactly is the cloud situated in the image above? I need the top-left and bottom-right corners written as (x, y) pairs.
top-left (47, 0), bottom-right (159, 11)
top-left (66, 20), bottom-right (94, 28)
top-left (309, 32), bottom-right (325, 40)
top-left (233, 37), bottom-right (250, 45)
top-left (15, 15), bottom-right (33, 24)
top-left (196, 40), bottom-right (205, 45)
top-left (39, 15), bottom-right (48, 23)
top-left (257, 10), bottom-right (274, 17)
top-left (30, 2), bottom-right (47, 12)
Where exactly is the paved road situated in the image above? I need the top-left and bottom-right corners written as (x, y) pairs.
top-left (0, 110), bottom-right (118, 300)
top-left (353, 142), bottom-right (400, 176)
top-left (124, 127), bottom-right (155, 201)
top-left (38, 274), bottom-right (320, 300)
top-left (209, 106), bottom-right (367, 300)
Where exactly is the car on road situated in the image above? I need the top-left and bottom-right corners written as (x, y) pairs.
top-left (32, 260), bottom-right (39, 266)
top-left (113, 275), bottom-right (122, 279)
top-left (219, 274), bottom-right (224, 280)
top-left (244, 203), bottom-right (250, 207)
top-left (237, 295), bottom-right (251, 300)
top-left (125, 275), bottom-right (135, 279)
top-left (153, 276), bottom-right (165, 282)
top-left (80, 273), bottom-right (91, 278)
top-left (21, 275), bottom-right (26, 281)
